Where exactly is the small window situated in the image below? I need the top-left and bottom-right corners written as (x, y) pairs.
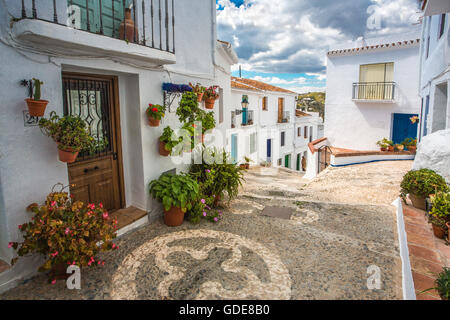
top-left (304, 127), bottom-right (308, 138)
top-left (298, 127), bottom-right (302, 137)
top-left (262, 96), bottom-right (268, 111)
top-left (281, 131), bottom-right (285, 146)
top-left (250, 133), bottom-right (257, 154)
top-left (438, 14), bottom-right (446, 39)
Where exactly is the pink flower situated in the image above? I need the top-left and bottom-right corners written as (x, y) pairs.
top-left (50, 201), bottom-right (57, 207)
top-left (214, 217), bottom-right (218, 222)
top-left (50, 251), bottom-right (58, 257)
top-left (8, 242), bottom-right (13, 248)
top-left (112, 243), bottom-right (116, 249)
top-left (88, 203), bottom-right (95, 210)
top-left (200, 199), bottom-right (206, 204)
top-left (51, 279), bottom-right (56, 285)
top-left (99, 203), bottom-right (103, 209)
top-left (65, 228), bottom-right (70, 235)
top-left (203, 212), bottom-right (207, 217)
top-left (102, 262), bottom-right (105, 266)
top-left (103, 212), bottom-right (109, 219)
top-left (18, 224), bottom-right (22, 229)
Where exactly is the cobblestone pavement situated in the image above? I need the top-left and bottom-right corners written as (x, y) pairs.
top-left (1, 162), bottom-right (412, 300)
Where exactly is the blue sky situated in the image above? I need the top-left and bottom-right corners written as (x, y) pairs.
top-left (216, 0), bottom-right (421, 93)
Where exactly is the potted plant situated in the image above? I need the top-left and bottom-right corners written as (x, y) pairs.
top-left (39, 112), bottom-right (94, 163)
top-left (429, 191), bottom-right (450, 239)
top-left (195, 110), bottom-right (216, 142)
top-left (177, 92), bottom-right (200, 123)
top-left (9, 186), bottom-right (118, 282)
top-left (421, 267), bottom-right (449, 300)
top-left (149, 173), bottom-right (200, 227)
top-left (394, 143), bottom-right (404, 152)
top-left (376, 138), bottom-right (389, 151)
top-left (189, 83), bottom-right (206, 102)
top-left (400, 169), bottom-right (449, 210)
top-left (203, 86), bottom-right (219, 109)
top-left (146, 103), bottom-right (166, 127)
top-left (401, 137), bottom-right (417, 153)
top-left (159, 126), bottom-right (183, 157)
top-left (21, 78), bottom-right (49, 117)
top-left (244, 156), bottom-right (252, 169)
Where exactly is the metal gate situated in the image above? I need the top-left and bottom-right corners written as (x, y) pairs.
top-left (318, 145), bottom-right (332, 174)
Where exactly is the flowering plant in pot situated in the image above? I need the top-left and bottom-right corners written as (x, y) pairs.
top-left (244, 156), bottom-right (253, 169)
top-left (8, 185), bottom-right (118, 283)
top-left (203, 86), bottom-right (219, 109)
top-left (189, 83), bottom-right (206, 102)
top-left (400, 169), bottom-right (449, 210)
top-left (376, 138), bottom-right (393, 151)
top-left (394, 143), bottom-right (404, 152)
top-left (39, 112), bottom-right (95, 163)
top-left (146, 103), bottom-right (166, 127)
top-left (21, 78), bottom-right (49, 117)
top-left (428, 191), bottom-right (450, 239)
top-left (401, 137), bottom-right (417, 153)
top-left (149, 173), bottom-right (200, 227)
top-left (159, 126), bottom-right (183, 157)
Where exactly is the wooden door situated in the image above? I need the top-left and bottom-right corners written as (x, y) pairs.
top-left (278, 98), bottom-right (284, 122)
top-left (62, 73), bottom-right (124, 212)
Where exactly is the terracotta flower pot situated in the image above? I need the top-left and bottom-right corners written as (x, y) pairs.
top-left (245, 163), bottom-right (250, 169)
top-left (197, 93), bottom-right (204, 102)
top-left (409, 194), bottom-right (426, 210)
top-left (58, 147), bottom-right (79, 163)
top-left (159, 140), bottom-right (170, 157)
top-left (148, 115), bottom-right (160, 127)
top-left (49, 262), bottom-right (72, 281)
top-left (239, 164), bottom-right (246, 169)
top-left (408, 146), bottom-right (417, 154)
top-left (380, 148), bottom-right (387, 152)
top-left (204, 98), bottom-right (216, 109)
top-left (164, 206), bottom-right (185, 227)
top-left (387, 146), bottom-right (394, 152)
top-left (119, 8), bottom-right (138, 42)
top-left (432, 224), bottom-right (446, 239)
top-left (25, 98), bottom-right (49, 117)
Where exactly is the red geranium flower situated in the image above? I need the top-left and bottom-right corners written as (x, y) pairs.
top-left (152, 107), bottom-right (158, 112)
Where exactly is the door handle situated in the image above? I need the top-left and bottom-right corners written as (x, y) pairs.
top-left (84, 166), bottom-right (99, 174)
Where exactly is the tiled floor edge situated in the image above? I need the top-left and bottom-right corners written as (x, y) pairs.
top-left (392, 198), bottom-right (416, 300)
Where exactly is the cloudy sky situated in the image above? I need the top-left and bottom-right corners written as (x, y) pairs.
top-left (216, 0), bottom-right (422, 93)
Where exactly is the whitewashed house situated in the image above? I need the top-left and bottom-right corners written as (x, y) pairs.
top-left (324, 32), bottom-right (422, 151)
top-left (0, 0), bottom-right (238, 292)
top-left (228, 77), bottom-right (321, 172)
top-left (417, 0), bottom-right (449, 139)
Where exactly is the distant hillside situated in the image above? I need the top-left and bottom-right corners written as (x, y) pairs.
top-left (297, 92), bottom-right (326, 119)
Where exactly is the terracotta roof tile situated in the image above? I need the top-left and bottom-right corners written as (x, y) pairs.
top-left (295, 110), bottom-right (312, 117)
top-left (327, 39), bottom-right (420, 55)
top-left (231, 77), bottom-right (297, 94)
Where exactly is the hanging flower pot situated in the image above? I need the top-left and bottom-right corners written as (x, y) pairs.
top-left (58, 147), bottom-right (79, 163)
top-left (146, 104), bottom-right (165, 127)
top-left (26, 98), bottom-right (49, 117)
top-left (203, 86), bottom-right (219, 109)
top-left (148, 115), bottom-right (160, 127)
top-left (197, 92), bottom-right (204, 102)
top-left (159, 140), bottom-right (170, 157)
top-left (204, 98), bottom-right (216, 109)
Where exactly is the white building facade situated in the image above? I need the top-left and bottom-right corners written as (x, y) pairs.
top-left (228, 77), bottom-right (321, 172)
top-left (324, 32), bottom-right (422, 151)
top-left (0, 0), bottom-right (238, 291)
top-left (418, 0), bottom-right (449, 139)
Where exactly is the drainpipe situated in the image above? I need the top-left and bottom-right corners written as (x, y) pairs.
top-left (211, 0), bottom-right (217, 78)
top-left (417, 15), bottom-right (426, 141)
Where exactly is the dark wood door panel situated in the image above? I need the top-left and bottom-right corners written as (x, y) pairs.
top-left (70, 184), bottom-right (91, 205)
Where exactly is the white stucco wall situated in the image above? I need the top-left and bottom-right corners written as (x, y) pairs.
top-left (324, 45), bottom-right (421, 150)
top-left (0, 0), bottom-right (237, 288)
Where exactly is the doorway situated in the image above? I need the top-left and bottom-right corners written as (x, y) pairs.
top-left (284, 154), bottom-right (290, 168)
top-left (266, 139), bottom-right (272, 163)
top-left (392, 113), bottom-right (418, 145)
top-left (231, 134), bottom-right (238, 164)
top-left (62, 73), bottom-right (125, 212)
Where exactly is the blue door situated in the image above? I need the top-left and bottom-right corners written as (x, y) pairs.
top-left (231, 134), bottom-right (238, 164)
top-left (266, 139), bottom-right (271, 162)
top-left (392, 113), bottom-right (418, 144)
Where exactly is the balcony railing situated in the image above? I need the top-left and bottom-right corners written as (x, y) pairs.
top-left (352, 82), bottom-right (396, 101)
top-left (19, 0), bottom-right (175, 53)
top-left (278, 111), bottom-right (290, 123)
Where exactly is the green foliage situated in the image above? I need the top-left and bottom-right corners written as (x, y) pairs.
top-left (189, 83), bottom-right (206, 94)
top-left (9, 188), bottom-right (117, 273)
top-left (146, 103), bottom-right (166, 120)
top-left (421, 267), bottom-right (450, 300)
top-left (244, 156), bottom-right (252, 163)
top-left (39, 112), bottom-right (95, 152)
top-left (400, 169), bottom-right (448, 199)
top-left (203, 86), bottom-right (219, 100)
top-left (160, 126), bottom-right (183, 152)
top-left (32, 78), bottom-right (43, 101)
top-left (401, 137), bottom-right (417, 147)
top-left (189, 148), bottom-right (245, 202)
top-left (195, 110), bottom-right (216, 133)
top-left (149, 173), bottom-right (200, 212)
top-left (376, 138), bottom-right (393, 148)
top-left (177, 92), bottom-right (200, 123)
top-left (429, 191), bottom-right (450, 220)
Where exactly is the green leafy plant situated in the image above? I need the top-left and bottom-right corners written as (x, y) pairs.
top-left (400, 169), bottom-right (448, 200)
top-left (39, 112), bottom-right (95, 153)
top-left (429, 191), bottom-right (450, 220)
top-left (9, 185), bottom-right (118, 279)
top-left (189, 83), bottom-right (206, 94)
top-left (32, 78), bottom-right (43, 100)
top-left (401, 137), bottom-right (417, 147)
top-left (421, 267), bottom-right (450, 300)
top-left (376, 138), bottom-right (393, 149)
top-left (149, 173), bottom-right (200, 212)
top-left (177, 92), bottom-right (200, 123)
top-left (189, 148), bottom-right (245, 203)
top-left (203, 86), bottom-right (219, 100)
top-left (195, 110), bottom-right (216, 133)
top-left (146, 103), bottom-right (166, 121)
top-left (160, 126), bottom-right (183, 153)
top-left (244, 156), bottom-right (252, 164)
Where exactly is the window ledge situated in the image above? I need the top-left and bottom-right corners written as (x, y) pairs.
top-left (12, 19), bottom-right (176, 66)
top-left (352, 99), bottom-right (395, 104)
